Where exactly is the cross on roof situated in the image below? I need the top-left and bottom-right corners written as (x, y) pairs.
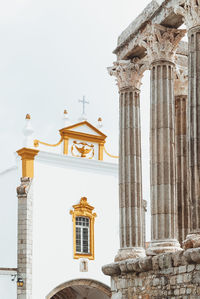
top-left (78, 96), bottom-right (89, 115)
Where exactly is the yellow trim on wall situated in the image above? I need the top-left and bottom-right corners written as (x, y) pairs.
top-left (34, 136), bottom-right (63, 148)
top-left (61, 121), bottom-right (107, 138)
top-left (33, 120), bottom-right (107, 160)
top-left (17, 148), bottom-right (39, 178)
top-left (63, 136), bottom-right (69, 155)
top-left (103, 146), bottom-right (119, 158)
top-left (70, 197), bottom-right (97, 260)
top-left (60, 130), bottom-right (106, 145)
top-left (98, 143), bottom-right (104, 160)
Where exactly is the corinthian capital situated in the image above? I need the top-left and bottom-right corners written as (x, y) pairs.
top-left (107, 59), bottom-right (146, 91)
top-left (174, 66), bottom-right (188, 96)
top-left (138, 24), bottom-right (186, 64)
top-left (175, 0), bottom-right (200, 30)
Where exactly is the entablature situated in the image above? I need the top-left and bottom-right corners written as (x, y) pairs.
top-left (114, 0), bottom-right (186, 61)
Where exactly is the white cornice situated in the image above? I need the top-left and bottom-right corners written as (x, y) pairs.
top-left (36, 151), bottom-right (118, 176)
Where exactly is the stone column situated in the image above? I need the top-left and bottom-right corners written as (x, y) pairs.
top-left (140, 24), bottom-right (186, 254)
top-left (175, 0), bottom-right (200, 248)
top-left (108, 59), bottom-right (146, 261)
top-left (142, 200), bottom-right (147, 246)
top-left (174, 68), bottom-right (190, 245)
top-left (17, 177), bottom-right (33, 299)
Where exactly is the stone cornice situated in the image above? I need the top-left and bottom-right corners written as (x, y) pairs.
top-left (108, 59), bottom-right (148, 91)
top-left (138, 24), bottom-right (186, 63)
top-left (175, 0), bottom-right (200, 30)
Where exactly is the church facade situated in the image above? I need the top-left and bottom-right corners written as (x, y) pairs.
top-left (0, 113), bottom-right (119, 299)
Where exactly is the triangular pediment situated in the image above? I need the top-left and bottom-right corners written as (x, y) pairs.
top-left (59, 121), bottom-right (107, 140)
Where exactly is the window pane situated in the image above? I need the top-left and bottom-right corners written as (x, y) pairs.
top-left (75, 217), bottom-right (90, 254)
top-left (82, 228), bottom-right (89, 253)
top-left (76, 227), bottom-right (81, 252)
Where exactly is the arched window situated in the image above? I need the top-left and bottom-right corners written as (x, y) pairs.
top-left (70, 197), bottom-right (97, 260)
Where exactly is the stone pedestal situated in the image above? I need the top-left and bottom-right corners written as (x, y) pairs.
top-left (109, 60), bottom-right (146, 261)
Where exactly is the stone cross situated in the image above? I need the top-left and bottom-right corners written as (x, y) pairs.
top-left (79, 96), bottom-right (89, 115)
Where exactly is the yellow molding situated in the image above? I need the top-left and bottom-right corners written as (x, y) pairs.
top-left (98, 143), bottom-right (104, 161)
top-left (60, 130), bottom-right (106, 144)
top-left (61, 121), bottom-right (107, 138)
top-left (70, 197), bottom-right (97, 260)
top-left (17, 148), bottom-right (39, 178)
top-left (103, 146), bottom-right (119, 158)
top-left (63, 137), bottom-right (69, 155)
top-left (34, 136), bottom-right (63, 148)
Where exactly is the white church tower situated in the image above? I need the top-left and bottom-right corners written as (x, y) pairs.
top-left (0, 110), bottom-right (119, 299)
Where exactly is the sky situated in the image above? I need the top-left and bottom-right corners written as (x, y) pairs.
top-left (0, 0), bottom-right (151, 236)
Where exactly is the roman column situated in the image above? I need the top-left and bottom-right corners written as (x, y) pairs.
top-left (108, 59), bottom-right (146, 261)
top-left (142, 200), bottom-right (147, 247)
top-left (140, 24), bottom-right (186, 254)
top-left (174, 67), bottom-right (190, 245)
top-left (175, 0), bottom-right (200, 248)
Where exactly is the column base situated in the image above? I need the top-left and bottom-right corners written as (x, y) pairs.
top-left (146, 239), bottom-right (181, 256)
top-left (114, 247), bottom-right (146, 262)
top-left (183, 232), bottom-right (200, 250)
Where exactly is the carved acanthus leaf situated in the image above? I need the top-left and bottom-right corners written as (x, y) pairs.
top-left (174, 0), bottom-right (200, 30)
top-left (138, 24), bottom-right (186, 63)
top-left (108, 59), bottom-right (146, 91)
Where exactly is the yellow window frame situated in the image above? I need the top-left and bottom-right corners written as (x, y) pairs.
top-left (70, 197), bottom-right (97, 260)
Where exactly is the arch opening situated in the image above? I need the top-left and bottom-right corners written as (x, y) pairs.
top-left (46, 278), bottom-right (111, 299)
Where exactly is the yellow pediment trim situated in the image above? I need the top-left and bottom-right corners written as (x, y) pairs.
top-left (60, 121), bottom-right (107, 140)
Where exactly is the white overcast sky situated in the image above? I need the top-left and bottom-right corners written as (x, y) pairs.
top-left (0, 0), bottom-right (152, 235)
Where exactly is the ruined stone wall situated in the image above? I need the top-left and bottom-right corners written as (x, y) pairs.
top-left (103, 249), bottom-right (200, 299)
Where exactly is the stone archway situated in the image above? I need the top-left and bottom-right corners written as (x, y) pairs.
top-left (46, 278), bottom-right (111, 299)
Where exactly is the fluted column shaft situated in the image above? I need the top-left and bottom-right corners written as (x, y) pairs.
top-left (188, 25), bottom-right (200, 234)
top-left (139, 24), bottom-right (185, 254)
top-left (149, 61), bottom-right (180, 252)
top-left (119, 88), bottom-right (143, 250)
top-left (175, 93), bottom-right (190, 245)
top-left (108, 60), bottom-right (146, 261)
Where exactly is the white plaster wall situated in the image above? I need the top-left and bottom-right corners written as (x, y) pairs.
top-left (32, 153), bottom-right (118, 299)
top-left (0, 166), bottom-right (19, 299)
top-left (0, 167), bottom-right (18, 267)
top-left (0, 275), bottom-right (17, 299)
